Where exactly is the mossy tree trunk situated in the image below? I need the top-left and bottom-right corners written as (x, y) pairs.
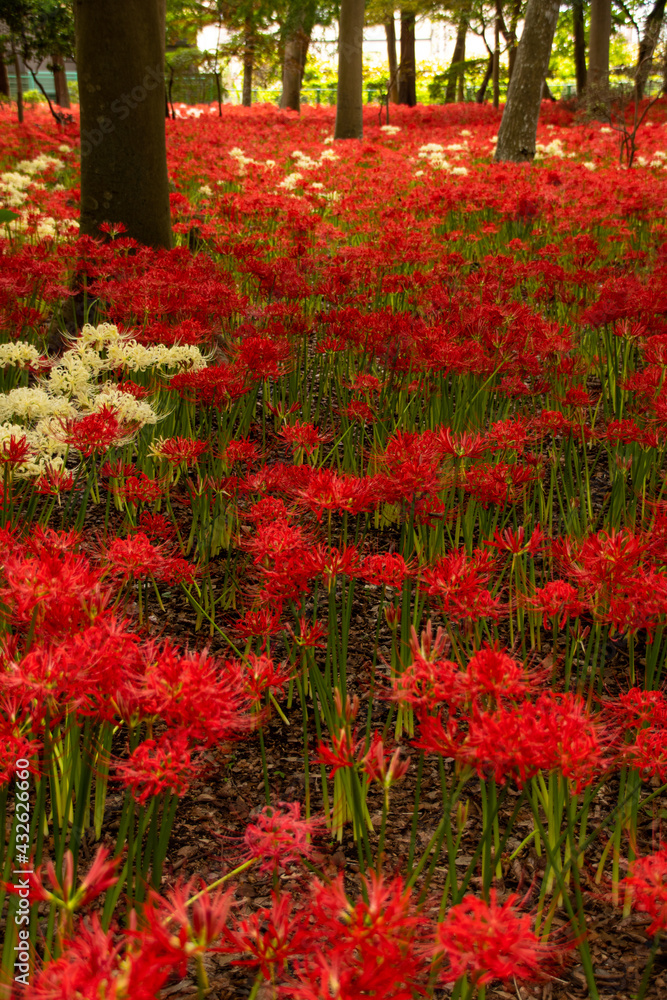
top-left (385, 17), bottom-right (399, 103)
top-left (572, 0), bottom-right (587, 97)
top-left (334, 0), bottom-right (364, 140)
top-left (587, 0), bottom-right (612, 117)
top-left (636, 0), bottom-right (666, 100)
top-left (398, 9), bottom-right (416, 106)
top-left (494, 0), bottom-right (560, 163)
top-left (74, 0), bottom-right (171, 249)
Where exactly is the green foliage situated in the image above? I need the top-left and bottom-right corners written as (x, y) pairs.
top-left (22, 88), bottom-right (47, 105)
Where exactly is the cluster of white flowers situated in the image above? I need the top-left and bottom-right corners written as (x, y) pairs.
top-left (279, 172), bottom-right (303, 191)
top-left (0, 154), bottom-right (65, 208)
top-left (417, 143), bottom-right (451, 171)
top-left (0, 342), bottom-right (43, 369)
top-left (380, 125), bottom-right (401, 135)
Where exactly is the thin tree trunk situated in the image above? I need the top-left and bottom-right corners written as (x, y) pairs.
top-left (242, 16), bottom-right (254, 107)
top-left (446, 16), bottom-right (467, 103)
top-left (476, 53), bottom-right (493, 103)
top-left (334, 0), bottom-right (364, 139)
top-left (636, 0), bottom-right (666, 100)
top-left (572, 0), bottom-right (587, 97)
top-left (587, 0), bottom-right (612, 117)
top-left (385, 17), bottom-right (399, 103)
top-left (75, 0), bottom-right (171, 248)
top-left (0, 54), bottom-right (11, 98)
top-left (492, 8), bottom-right (501, 108)
top-left (494, 0), bottom-right (560, 162)
top-left (11, 38), bottom-right (23, 124)
top-left (506, 0), bottom-right (522, 81)
top-left (281, 27), bottom-right (309, 111)
top-left (398, 10), bottom-right (416, 106)
top-left (51, 52), bottom-right (71, 108)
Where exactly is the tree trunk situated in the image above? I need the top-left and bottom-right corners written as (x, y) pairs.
top-left (11, 38), bottom-right (23, 124)
top-left (494, 0), bottom-right (560, 162)
top-left (506, 0), bottom-right (522, 81)
top-left (51, 52), bottom-right (71, 108)
top-left (280, 25), bottom-right (310, 111)
top-left (492, 8), bottom-right (500, 108)
top-left (476, 53), bottom-right (493, 103)
top-left (385, 18), bottom-right (399, 103)
top-left (445, 16), bottom-right (467, 103)
top-left (0, 54), bottom-right (10, 98)
top-left (334, 0), bottom-right (364, 139)
top-left (572, 0), bottom-right (587, 97)
top-left (242, 16), bottom-right (254, 107)
top-left (636, 0), bottom-right (666, 100)
top-left (75, 0), bottom-right (171, 248)
top-left (587, 0), bottom-right (612, 117)
top-left (398, 10), bottom-right (416, 106)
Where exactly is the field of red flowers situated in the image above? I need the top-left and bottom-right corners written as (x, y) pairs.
top-left (2, 98), bottom-right (667, 1000)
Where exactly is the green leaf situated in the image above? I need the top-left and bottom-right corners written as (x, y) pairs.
top-left (0, 209), bottom-right (19, 223)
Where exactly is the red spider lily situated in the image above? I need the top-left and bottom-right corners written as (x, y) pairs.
top-left (434, 890), bottom-right (552, 986)
top-left (485, 523), bottom-right (545, 556)
top-left (57, 405), bottom-right (136, 457)
top-left (314, 544), bottom-right (361, 588)
top-left (604, 688), bottom-right (667, 729)
top-left (113, 473), bottom-right (164, 504)
top-left (13, 847), bottom-right (119, 912)
top-left (137, 511), bottom-right (177, 542)
top-left (114, 731), bottom-right (203, 805)
top-left (623, 727), bottom-right (667, 783)
top-left (436, 427), bottom-right (487, 459)
top-left (0, 726), bottom-right (39, 786)
top-left (388, 653), bottom-right (460, 712)
top-left (0, 538), bottom-right (111, 644)
top-left (0, 433), bottom-right (32, 467)
top-left (419, 548), bottom-right (501, 626)
top-left (316, 729), bottom-right (361, 779)
top-left (279, 419), bottom-right (327, 457)
top-left (103, 532), bottom-right (197, 585)
top-left (122, 641), bottom-right (249, 741)
top-left (242, 802), bottom-right (318, 873)
top-left (224, 891), bottom-right (305, 977)
top-left (357, 551), bottom-right (413, 588)
top-left (623, 845), bottom-right (667, 934)
top-left (360, 732), bottom-right (410, 788)
top-left (220, 436), bottom-right (260, 466)
top-left (144, 877), bottom-right (235, 954)
top-left (289, 873), bottom-right (427, 1000)
top-left (234, 604), bottom-right (284, 640)
top-left (464, 461), bottom-right (538, 508)
top-left (26, 912), bottom-right (182, 999)
top-left (346, 399), bottom-right (374, 422)
top-left (170, 363), bottom-right (248, 409)
top-left (458, 645), bottom-right (536, 705)
top-left (294, 468), bottom-right (378, 519)
top-left (525, 580), bottom-right (586, 629)
top-left (241, 652), bottom-right (292, 707)
top-left (284, 616), bottom-right (328, 649)
top-left (151, 436), bottom-right (208, 466)
top-left (34, 464), bottom-right (75, 495)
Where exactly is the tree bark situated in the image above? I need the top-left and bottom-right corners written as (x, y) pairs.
top-left (445, 16), bottom-right (467, 104)
top-left (636, 0), bottom-right (666, 100)
top-left (476, 53), bottom-right (493, 103)
top-left (494, 0), bottom-right (560, 162)
top-left (572, 0), bottom-right (587, 97)
top-left (0, 54), bottom-right (11, 98)
top-left (242, 15), bottom-right (254, 107)
top-left (51, 53), bottom-right (71, 108)
top-left (280, 24), bottom-right (311, 111)
top-left (506, 0), bottom-right (522, 81)
top-left (385, 18), bottom-right (399, 103)
top-left (492, 8), bottom-right (500, 109)
top-left (587, 0), bottom-right (612, 116)
top-left (334, 0), bottom-right (364, 139)
top-left (398, 9), bottom-right (416, 106)
top-left (11, 37), bottom-right (23, 124)
top-left (75, 0), bottom-right (172, 248)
